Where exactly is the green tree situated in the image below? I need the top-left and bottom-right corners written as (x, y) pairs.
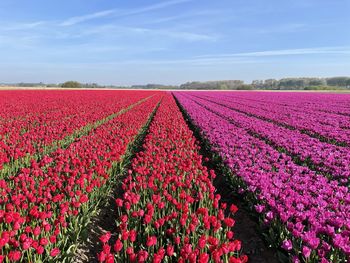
top-left (308, 78), bottom-right (326, 86)
top-left (219, 84), bottom-right (229, 90)
top-left (236, 84), bottom-right (253, 90)
top-left (61, 81), bottom-right (82, 88)
top-left (327, 77), bottom-right (350, 87)
top-left (347, 79), bottom-right (350, 88)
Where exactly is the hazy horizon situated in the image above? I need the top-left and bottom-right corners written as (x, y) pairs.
top-left (0, 0), bottom-right (349, 85)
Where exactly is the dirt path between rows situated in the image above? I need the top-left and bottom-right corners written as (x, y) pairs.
top-left (214, 175), bottom-right (280, 263)
top-left (73, 182), bottom-right (122, 263)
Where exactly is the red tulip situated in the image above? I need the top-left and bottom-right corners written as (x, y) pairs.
top-left (113, 239), bottom-right (123, 252)
top-left (166, 244), bottom-right (174, 256)
top-left (8, 250), bottom-right (21, 261)
top-left (50, 247), bottom-right (60, 257)
top-left (100, 232), bottom-right (111, 244)
top-left (146, 236), bottom-right (157, 247)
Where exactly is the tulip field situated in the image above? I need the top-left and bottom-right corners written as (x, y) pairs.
top-left (1, 90), bottom-right (350, 263)
top-left (174, 91), bottom-right (350, 263)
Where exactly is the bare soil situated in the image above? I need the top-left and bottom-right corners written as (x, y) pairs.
top-left (73, 182), bottom-right (123, 263)
top-left (214, 175), bottom-right (280, 263)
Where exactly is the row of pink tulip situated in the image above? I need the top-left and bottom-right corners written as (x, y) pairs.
top-left (222, 92), bottom-right (350, 116)
top-left (175, 92), bottom-right (350, 263)
top-left (185, 93), bottom-right (350, 184)
top-left (222, 91), bottom-right (350, 121)
top-left (197, 92), bottom-right (350, 145)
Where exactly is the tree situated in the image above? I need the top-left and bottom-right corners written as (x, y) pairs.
top-left (61, 81), bottom-right (82, 88)
top-left (264, 79), bottom-right (278, 90)
top-left (347, 79), bottom-right (350, 88)
top-left (308, 78), bottom-right (326, 86)
top-left (219, 83), bottom-right (229, 90)
top-left (252, 80), bottom-right (264, 89)
top-left (278, 78), bottom-right (306, 90)
top-left (236, 84), bottom-right (253, 90)
top-left (327, 77), bottom-right (350, 87)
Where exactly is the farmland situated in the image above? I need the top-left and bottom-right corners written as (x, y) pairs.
top-left (0, 90), bottom-right (350, 263)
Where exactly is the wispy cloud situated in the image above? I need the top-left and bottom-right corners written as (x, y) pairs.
top-left (60, 10), bottom-right (116, 26)
top-left (122, 0), bottom-right (192, 16)
top-left (39, 44), bottom-right (168, 56)
top-left (69, 24), bottom-right (217, 42)
top-left (257, 23), bottom-right (308, 34)
top-left (121, 26), bottom-right (216, 42)
top-left (196, 46), bottom-right (350, 58)
top-left (1, 21), bottom-right (45, 31)
top-left (143, 9), bottom-right (224, 25)
top-left (0, 33), bottom-right (41, 48)
top-left (75, 56), bottom-right (259, 67)
top-left (127, 57), bottom-right (257, 66)
top-left (60, 0), bottom-right (192, 26)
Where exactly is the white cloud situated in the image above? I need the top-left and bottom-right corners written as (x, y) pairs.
top-left (257, 23), bottom-right (308, 34)
top-left (195, 46), bottom-right (350, 59)
top-left (123, 0), bottom-right (192, 16)
top-left (144, 9), bottom-right (224, 25)
top-left (77, 56), bottom-right (259, 67)
top-left (67, 24), bottom-right (217, 42)
top-left (60, 9), bottom-right (116, 26)
top-left (1, 21), bottom-right (45, 31)
top-left (124, 26), bottom-right (216, 42)
top-left (60, 0), bottom-right (192, 26)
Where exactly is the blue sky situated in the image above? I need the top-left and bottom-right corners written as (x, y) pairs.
top-left (0, 0), bottom-right (349, 85)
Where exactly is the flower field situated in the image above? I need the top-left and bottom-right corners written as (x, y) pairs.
top-left (1, 90), bottom-right (350, 262)
top-left (99, 94), bottom-right (246, 263)
top-left (174, 91), bottom-right (350, 263)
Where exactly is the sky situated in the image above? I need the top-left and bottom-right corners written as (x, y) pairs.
top-left (0, 0), bottom-right (349, 85)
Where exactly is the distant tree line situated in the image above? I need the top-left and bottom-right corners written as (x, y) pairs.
top-left (180, 77), bottom-right (350, 90)
top-left (2, 76), bottom-right (350, 90)
top-left (130, 84), bottom-right (178, 90)
top-left (1, 81), bottom-right (105, 89)
top-left (251, 77), bottom-right (350, 90)
top-left (16, 82), bottom-right (47, 87)
top-left (180, 80), bottom-right (247, 90)
top-left (61, 81), bottom-right (104, 89)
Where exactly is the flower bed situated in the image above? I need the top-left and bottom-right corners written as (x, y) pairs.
top-left (99, 94), bottom-right (247, 263)
top-left (175, 92), bottom-right (350, 263)
top-left (0, 90), bottom-right (153, 170)
top-left (185, 93), bottom-right (350, 184)
top-left (0, 94), bottom-right (162, 262)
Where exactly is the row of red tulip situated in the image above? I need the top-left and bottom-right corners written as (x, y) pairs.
top-left (0, 90), bottom-right (153, 171)
top-left (0, 94), bottom-right (162, 262)
top-left (98, 94), bottom-right (247, 263)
